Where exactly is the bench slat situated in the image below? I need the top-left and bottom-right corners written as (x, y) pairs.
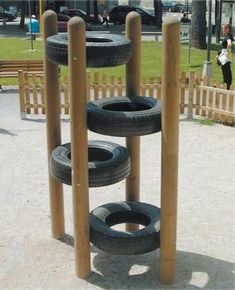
top-left (0, 60), bottom-right (43, 63)
top-left (1, 67), bottom-right (43, 71)
top-left (0, 71), bottom-right (44, 77)
top-left (0, 59), bottom-right (44, 85)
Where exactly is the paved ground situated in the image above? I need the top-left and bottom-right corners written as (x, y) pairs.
top-left (0, 89), bottom-right (234, 289)
top-left (0, 17), bottom-right (160, 40)
top-left (0, 14), bottom-right (219, 43)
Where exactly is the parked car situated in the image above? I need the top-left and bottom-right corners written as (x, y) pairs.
top-left (169, 3), bottom-right (185, 12)
top-left (57, 14), bottom-right (70, 32)
top-left (181, 3), bottom-right (192, 14)
top-left (57, 14), bottom-right (92, 32)
top-left (162, 1), bottom-right (181, 12)
top-left (109, 6), bottom-right (157, 25)
top-left (0, 11), bottom-right (16, 22)
top-left (61, 8), bottom-right (97, 24)
top-left (0, 6), bottom-right (17, 17)
top-left (162, 1), bottom-right (192, 13)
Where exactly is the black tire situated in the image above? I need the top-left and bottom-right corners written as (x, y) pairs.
top-left (50, 140), bottom-right (130, 187)
top-left (45, 32), bottom-right (132, 67)
top-left (87, 96), bottom-right (162, 137)
top-left (90, 201), bottom-right (160, 255)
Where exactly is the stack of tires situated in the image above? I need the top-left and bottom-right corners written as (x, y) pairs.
top-left (46, 31), bottom-right (162, 255)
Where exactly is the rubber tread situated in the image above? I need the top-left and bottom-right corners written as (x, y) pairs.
top-left (45, 32), bottom-right (132, 67)
top-left (90, 201), bottom-right (160, 255)
top-left (50, 140), bottom-right (130, 187)
top-left (87, 96), bottom-right (162, 137)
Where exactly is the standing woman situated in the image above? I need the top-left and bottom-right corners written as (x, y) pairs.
top-left (219, 24), bottom-right (234, 90)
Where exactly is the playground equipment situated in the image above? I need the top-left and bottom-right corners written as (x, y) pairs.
top-left (43, 10), bottom-right (180, 285)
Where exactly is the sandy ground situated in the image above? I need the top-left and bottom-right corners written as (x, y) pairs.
top-left (0, 88), bottom-right (234, 290)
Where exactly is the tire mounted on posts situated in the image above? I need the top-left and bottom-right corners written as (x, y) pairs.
top-left (87, 96), bottom-right (162, 137)
top-left (45, 32), bottom-right (132, 67)
top-left (90, 201), bottom-right (161, 255)
top-left (50, 140), bottom-right (130, 187)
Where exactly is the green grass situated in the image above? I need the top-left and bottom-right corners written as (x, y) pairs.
top-left (1, 38), bottom-right (43, 59)
top-left (195, 117), bottom-right (216, 126)
top-left (0, 38), bottom-right (223, 85)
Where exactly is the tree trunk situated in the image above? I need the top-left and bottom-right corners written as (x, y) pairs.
top-left (19, 0), bottom-right (26, 29)
top-left (191, 0), bottom-right (207, 49)
top-left (86, 0), bottom-right (91, 16)
top-left (93, 0), bottom-right (98, 23)
top-left (153, 0), bottom-right (162, 29)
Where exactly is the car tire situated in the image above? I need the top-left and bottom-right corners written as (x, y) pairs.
top-left (45, 32), bottom-right (132, 67)
top-left (87, 96), bottom-right (162, 137)
top-left (90, 201), bottom-right (161, 255)
top-left (50, 140), bottom-right (130, 187)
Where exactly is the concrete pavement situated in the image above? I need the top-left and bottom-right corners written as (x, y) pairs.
top-left (0, 87), bottom-right (234, 289)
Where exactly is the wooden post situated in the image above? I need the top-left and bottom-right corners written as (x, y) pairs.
top-left (228, 91), bottom-right (234, 125)
top-left (68, 17), bottom-right (91, 279)
top-left (94, 72), bottom-right (99, 100)
top-left (214, 82), bottom-right (220, 122)
top-left (125, 12), bottom-right (141, 232)
top-left (25, 73), bottom-right (30, 115)
top-left (43, 10), bottom-right (65, 239)
top-left (180, 72), bottom-right (186, 114)
top-left (208, 87), bottom-right (213, 120)
top-left (188, 71), bottom-right (195, 120)
top-left (160, 17), bottom-right (180, 285)
top-left (201, 77), bottom-right (207, 117)
top-left (86, 71), bottom-right (91, 101)
top-left (195, 76), bottom-right (200, 116)
top-left (18, 70), bottom-right (26, 120)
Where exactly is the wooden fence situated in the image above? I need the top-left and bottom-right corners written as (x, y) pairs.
top-left (18, 70), bottom-right (235, 126)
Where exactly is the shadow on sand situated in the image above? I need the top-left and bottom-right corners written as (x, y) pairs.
top-left (88, 250), bottom-right (234, 289)
top-left (57, 234), bottom-right (234, 289)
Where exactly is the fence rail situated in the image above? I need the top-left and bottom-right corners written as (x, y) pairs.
top-left (18, 70), bottom-right (235, 126)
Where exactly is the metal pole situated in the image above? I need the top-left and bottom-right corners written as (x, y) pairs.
top-left (188, 30), bottom-right (191, 64)
top-left (207, 0), bottom-right (212, 62)
top-left (2, 0), bottom-right (6, 26)
top-left (39, 0), bottom-right (43, 34)
top-left (202, 0), bottom-right (212, 84)
top-left (28, 0), bottom-right (33, 51)
top-left (218, 0), bottom-right (222, 42)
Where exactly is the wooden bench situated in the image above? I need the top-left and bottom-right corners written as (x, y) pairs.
top-left (0, 59), bottom-right (44, 90)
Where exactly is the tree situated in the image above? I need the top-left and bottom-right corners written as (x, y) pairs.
top-left (191, 0), bottom-right (207, 49)
top-left (19, 0), bottom-right (26, 29)
top-left (154, 0), bottom-right (162, 29)
top-left (93, 0), bottom-right (99, 24)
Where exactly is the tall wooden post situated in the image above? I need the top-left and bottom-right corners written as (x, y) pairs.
top-left (125, 12), bottom-right (141, 232)
top-left (68, 17), bottom-right (91, 279)
top-left (43, 10), bottom-right (65, 239)
top-left (188, 70), bottom-right (195, 120)
top-left (160, 17), bottom-right (180, 285)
